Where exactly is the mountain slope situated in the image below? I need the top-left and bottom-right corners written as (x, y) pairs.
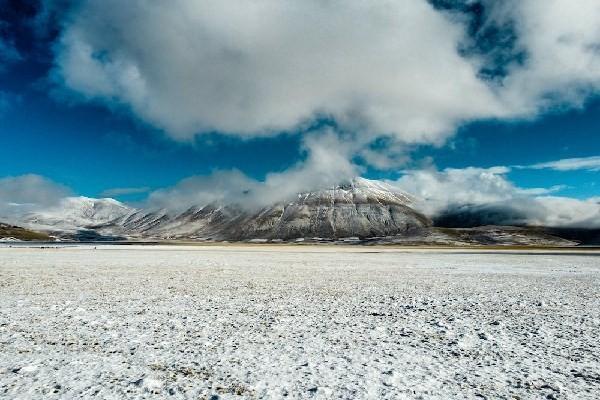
top-left (0, 222), bottom-right (52, 241)
top-left (220, 179), bottom-right (430, 240)
top-left (98, 178), bottom-right (431, 240)
top-left (23, 197), bottom-right (135, 232)
top-left (16, 178), bottom-right (589, 246)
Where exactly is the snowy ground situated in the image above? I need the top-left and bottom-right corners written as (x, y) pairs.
top-left (0, 245), bottom-right (599, 399)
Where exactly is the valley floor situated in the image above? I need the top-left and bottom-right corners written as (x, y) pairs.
top-left (0, 245), bottom-right (599, 399)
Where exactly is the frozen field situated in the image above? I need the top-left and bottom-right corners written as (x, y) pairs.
top-left (0, 245), bottom-right (599, 399)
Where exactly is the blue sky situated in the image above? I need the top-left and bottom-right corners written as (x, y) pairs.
top-left (0, 0), bottom-right (599, 216)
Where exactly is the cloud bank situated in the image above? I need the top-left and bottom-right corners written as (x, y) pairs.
top-left (1, 168), bottom-right (598, 229)
top-left (53, 0), bottom-right (504, 145)
top-left (392, 166), bottom-right (600, 228)
top-left (0, 174), bottom-right (72, 221)
top-left (490, 0), bottom-right (600, 114)
top-left (148, 130), bottom-right (361, 212)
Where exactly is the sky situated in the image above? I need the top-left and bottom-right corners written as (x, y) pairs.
top-left (1, 0), bottom-right (600, 227)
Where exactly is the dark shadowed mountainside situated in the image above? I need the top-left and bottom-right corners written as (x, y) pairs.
top-left (0, 223), bottom-right (51, 241)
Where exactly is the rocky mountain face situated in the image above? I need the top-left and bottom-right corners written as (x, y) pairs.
top-left (98, 178), bottom-right (431, 240)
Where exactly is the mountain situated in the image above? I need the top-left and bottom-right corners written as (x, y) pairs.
top-left (433, 204), bottom-right (600, 246)
top-left (0, 222), bottom-right (52, 241)
top-left (16, 178), bottom-right (593, 246)
top-left (98, 177), bottom-right (431, 240)
top-left (23, 196), bottom-right (134, 232)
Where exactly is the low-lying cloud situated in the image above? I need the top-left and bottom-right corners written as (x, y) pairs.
top-left (148, 130), bottom-right (361, 212)
top-left (1, 169), bottom-right (598, 229)
top-left (0, 174), bottom-right (72, 221)
top-left (391, 166), bottom-right (600, 228)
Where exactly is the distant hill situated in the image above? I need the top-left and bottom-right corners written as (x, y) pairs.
top-left (0, 223), bottom-right (52, 241)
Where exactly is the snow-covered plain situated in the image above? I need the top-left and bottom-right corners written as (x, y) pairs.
top-left (0, 245), bottom-right (599, 399)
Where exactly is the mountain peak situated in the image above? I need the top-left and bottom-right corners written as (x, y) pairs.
top-left (294, 177), bottom-right (413, 207)
top-left (23, 196), bottom-right (135, 231)
top-left (19, 178), bottom-right (428, 240)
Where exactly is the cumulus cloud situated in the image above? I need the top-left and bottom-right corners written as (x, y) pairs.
top-left (527, 196), bottom-right (600, 228)
top-left (0, 174), bottom-right (72, 221)
top-left (490, 0), bottom-right (600, 114)
top-left (148, 129), bottom-right (361, 211)
top-left (518, 156), bottom-right (600, 172)
top-left (391, 166), bottom-right (600, 228)
top-left (392, 166), bottom-right (521, 216)
top-left (52, 0), bottom-right (503, 144)
top-left (147, 170), bottom-right (258, 212)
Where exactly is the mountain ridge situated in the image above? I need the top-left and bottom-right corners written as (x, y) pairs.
top-left (13, 177), bottom-right (596, 246)
top-left (95, 177), bottom-right (431, 240)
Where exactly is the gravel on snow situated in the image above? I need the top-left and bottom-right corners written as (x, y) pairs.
top-left (0, 245), bottom-right (599, 399)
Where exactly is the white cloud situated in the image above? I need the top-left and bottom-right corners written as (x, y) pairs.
top-left (391, 166), bottom-right (600, 228)
top-left (0, 174), bottom-right (72, 221)
top-left (519, 156), bottom-right (600, 172)
top-left (52, 0), bottom-right (503, 145)
top-left (147, 170), bottom-right (259, 212)
top-left (527, 196), bottom-right (600, 228)
top-left (391, 166), bottom-right (517, 215)
top-left (490, 0), bottom-right (600, 114)
top-left (518, 185), bottom-right (567, 196)
top-left (148, 129), bottom-right (361, 211)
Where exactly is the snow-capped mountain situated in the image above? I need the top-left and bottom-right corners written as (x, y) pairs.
top-left (16, 178), bottom-right (590, 245)
top-left (23, 196), bottom-right (135, 232)
top-left (97, 177), bottom-right (431, 240)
